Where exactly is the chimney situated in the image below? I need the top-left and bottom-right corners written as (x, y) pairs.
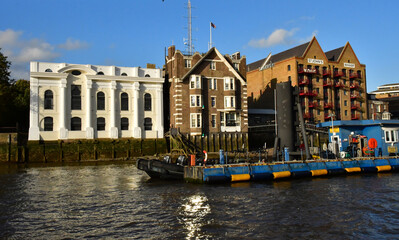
top-left (168, 45), bottom-right (176, 58)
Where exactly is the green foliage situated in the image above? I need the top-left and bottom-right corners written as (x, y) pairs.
top-left (0, 49), bottom-right (30, 129)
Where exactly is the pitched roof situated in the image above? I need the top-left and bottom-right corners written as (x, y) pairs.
top-left (325, 46), bottom-right (344, 61)
top-left (181, 47), bottom-right (246, 84)
top-left (247, 41), bottom-right (310, 72)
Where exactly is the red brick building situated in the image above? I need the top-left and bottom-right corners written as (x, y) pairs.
top-left (165, 46), bottom-right (248, 135)
top-left (247, 37), bottom-right (367, 123)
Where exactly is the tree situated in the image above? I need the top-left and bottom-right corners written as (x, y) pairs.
top-left (0, 48), bottom-right (11, 85)
top-left (0, 48), bottom-right (12, 127)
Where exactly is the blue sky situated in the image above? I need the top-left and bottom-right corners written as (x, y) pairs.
top-left (1, 0), bottom-right (398, 92)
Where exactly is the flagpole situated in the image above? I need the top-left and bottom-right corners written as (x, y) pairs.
top-left (209, 22), bottom-right (212, 50)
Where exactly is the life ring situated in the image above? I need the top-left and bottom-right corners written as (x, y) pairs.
top-left (203, 150), bottom-right (208, 163)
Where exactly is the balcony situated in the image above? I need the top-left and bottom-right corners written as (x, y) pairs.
top-left (351, 114), bottom-right (360, 120)
top-left (350, 83), bottom-right (360, 89)
top-left (351, 104), bottom-right (360, 110)
top-left (299, 79), bottom-right (310, 85)
top-left (299, 90), bottom-right (318, 97)
top-left (324, 102), bottom-right (333, 109)
top-left (349, 72), bottom-right (361, 79)
top-left (308, 101), bottom-right (318, 108)
top-left (350, 94), bottom-right (360, 99)
top-left (323, 80), bottom-right (333, 87)
top-left (298, 67), bottom-right (317, 74)
top-left (324, 113), bottom-right (332, 120)
top-left (303, 112), bottom-right (313, 119)
top-left (322, 70), bottom-right (331, 76)
top-left (333, 71), bottom-right (346, 78)
top-left (335, 81), bottom-right (345, 88)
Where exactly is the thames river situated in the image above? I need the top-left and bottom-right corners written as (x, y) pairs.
top-left (0, 163), bottom-right (398, 239)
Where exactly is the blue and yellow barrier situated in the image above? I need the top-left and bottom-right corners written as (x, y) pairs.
top-left (184, 158), bottom-right (399, 183)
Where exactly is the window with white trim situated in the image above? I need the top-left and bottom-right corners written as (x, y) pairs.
top-left (211, 114), bottom-right (216, 128)
top-left (224, 96), bottom-right (236, 108)
top-left (234, 63), bottom-right (239, 70)
top-left (224, 77), bottom-right (235, 90)
top-left (190, 113), bottom-right (201, 128)
top-left (220, 113), bottom-right (224, 127)
top-left (184, 59), bottom-right (191, 68)
top-left (190, 75), bottom-right (201, 89)
top-left (384, 129), bottom-right (398, 143)
top-left (226, 112), bottom-right (237, 126)
top-left (211, 96), bottom-right (216, 107)
top-left (190, 95), bottom-right (202, 107)
top-left (209, 78), bottom-right (217, 90)
top-left (210, 61), bottom-right (216, 70)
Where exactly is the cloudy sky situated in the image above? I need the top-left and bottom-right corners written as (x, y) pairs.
top-left (1, 0), bottom-right (398, 91)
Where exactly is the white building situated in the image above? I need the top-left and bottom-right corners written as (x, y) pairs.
top-left (28, 62), bottom-right (164, 141)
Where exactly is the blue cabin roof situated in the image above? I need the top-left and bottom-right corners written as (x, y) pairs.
top-left (317, 120), bottom-right (399, 128)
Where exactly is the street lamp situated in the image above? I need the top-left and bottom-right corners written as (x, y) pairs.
top-left (329, 113), bottom-right (336, 158)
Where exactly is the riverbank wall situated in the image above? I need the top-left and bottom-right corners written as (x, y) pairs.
top-left (0, 138), bottom-right (167, 163)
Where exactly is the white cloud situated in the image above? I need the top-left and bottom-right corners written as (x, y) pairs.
top-left (248, 28), bottom-right (299, 48)
top-left (0, 29), bottom-right (89, 80)
top-left (58, 38), bottom-right (89, 50)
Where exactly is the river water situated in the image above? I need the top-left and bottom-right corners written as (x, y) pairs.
top-left (0, 163), bottom-right (398, 239)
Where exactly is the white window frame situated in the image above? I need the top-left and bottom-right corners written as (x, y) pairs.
top-left (220, 113), bottom-right (225, 127)
top-left (210, 61), bottom-right (216, 70)
top-left (383, 128), bottom-right (399, 143)
top-left (190, 95), bottom-right (202, 107)
top-left (209, 78), bottom-right (217, 90)
top-left (234, 63), bottom-right (239, 70)
top-left (224, 77), bottom-right (235, 90)
top-left (190, 75), bottom-right (201, 89)
top-left (224, 96), bottom-right (236, 108)
top-left (211, 96), bottom-right (216, 107)
top-left (184, 59), bottom-right (191, 68)
top-left (211, 114), bottom-right (217, 128)
top-left (190, 113), bottom-right (201, 128)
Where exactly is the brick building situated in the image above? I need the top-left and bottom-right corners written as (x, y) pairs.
top-left (367, 94), bottom-right (390, 120)
top-left (165, 46), bottom-right (248, 135)
top-left (247, 36), bottom-right (367, 123)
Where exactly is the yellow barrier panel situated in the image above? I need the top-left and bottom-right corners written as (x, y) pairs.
top-left (311, 169), bottom-right (328, 176)
top-left (376, 165), bottom-right (392, 172)
top-left (231, 174), bottom-right (251, 182)
top-left (345, 167), bottom-right (361, 173)
top-left (273, 171), bottom-right (291, 179)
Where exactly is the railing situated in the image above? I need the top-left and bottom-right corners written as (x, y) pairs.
top-left (350, 94), bottom-right (360, 99)
top-left (323, 80), bottom-right (333, 87)
top-left (335, 82), bottom-right (345, 88)
top-left (351, 104), bottom-right (360, 110)
top-left (299, 90), bottom-right (318, 97)
top-left (299, 79), bottom-right (310, 85)
top-left (349, 73), bottom-right (361, 79)
top-left (350, 83), bottom-right (360, 89)
top-left (324, 102), bottom-right (333, 109)
top-left (351, 114), bottom-right (360, 120)
top-left (308, 101), bottom-right (318, 108)
top-left (323, 70), bottom-right (331, 76)
top-left (333, 71), bottom-right (346, 78)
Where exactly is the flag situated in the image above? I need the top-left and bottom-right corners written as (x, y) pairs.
top-left (211, 22), bottom-right (216, 28)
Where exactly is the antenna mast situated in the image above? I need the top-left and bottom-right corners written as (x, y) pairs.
top-left (185, 0), bottom-right (194, 55)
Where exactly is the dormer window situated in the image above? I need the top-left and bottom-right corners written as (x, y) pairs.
top-left (145, 74), bottom-right (150, 77)
top-left (210, 61), bottom-right (216, 70)
top-left (45, 68), bottom-right (52, 72)
top-left (121, 73), bottom-right (127, 76)
top-left (97, 71), bottom-right (104, 75)
top-left (185, 59), bottom-right (192, 68)
top-left (71, 70), bottom-right (81, 76)
top-left (190, 75), bottom-right (201, 89)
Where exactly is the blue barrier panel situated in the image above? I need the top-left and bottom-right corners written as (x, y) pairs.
top-left (358, 159), bottom-right (377, 173)
top-left (271, 164), bottom-right (290, 172)
top-left (289, 163), bottom-right (311, 178)
top-left (389, 158), bottom-right (399, 171)
top-left (308, 162), bottom-right (327, 170)
top-left (250, 164), bottom-right (274, 181)
top-left (341, 160), bottom-right (360, 168)
top-left (228, 165), bottom-right (250, 175)
top-left (374, 159), bottom-right (390, 166)
top-left (325, 161), bottom-right (345, 175)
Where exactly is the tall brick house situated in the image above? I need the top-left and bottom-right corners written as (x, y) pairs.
top-left (247, 36), bottom-right (367, 123)
top-left (165, 46), bottom-right (248, 135)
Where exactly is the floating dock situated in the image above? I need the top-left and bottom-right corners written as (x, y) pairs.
top-left (184, 158), bottom-right (399, 183)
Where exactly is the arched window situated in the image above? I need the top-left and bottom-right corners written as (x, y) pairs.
top-left (45, 68), bottom-right (52, 72)
top-left (97, 117), bottom-right (105, 131)
top-left (44, 117), bottom-right (53, 131)
top-left (121, 73), bottom-right (127, 76)
top-left (44, 90), bottom-right (53, 109)
top-left (121, 92), bottom-right (129, 111)
top-left (97, 71), bottom-right (104, 75)
top-left (145, 74), bottom-right (150, 77)
top-left (71, 70), bottom-right (81, 76)
top-left (121, 117), bottom-right (129, 130)
top-left (97, 92), bottom-right (105, 110)
top-left (71, 85), bottom-right (81, 110)
top-left (71, 117), bottom-right (81, 131)
top-left (144, 118), bottom-right (152, 130)
top-left (144, 93), bottom-right (151, 111)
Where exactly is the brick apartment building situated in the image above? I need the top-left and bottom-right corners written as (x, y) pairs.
top-left (247, 36), bottom-right (367, 123)
top-left (165, 46), bottom-right (248, 135)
